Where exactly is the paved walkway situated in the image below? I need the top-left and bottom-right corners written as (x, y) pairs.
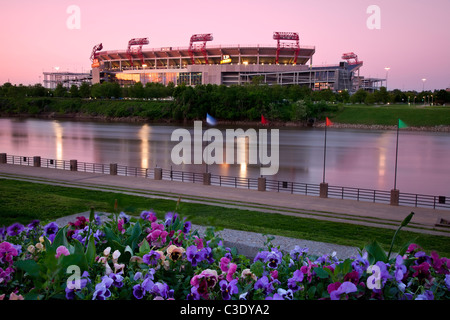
top-left (1, 163), bottom-right (450, 258)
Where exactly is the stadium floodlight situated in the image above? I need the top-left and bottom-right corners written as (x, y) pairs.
top-left (384, 67), bottom-right (390, 90)
top-left (421, 78), bottom-right (426, 91)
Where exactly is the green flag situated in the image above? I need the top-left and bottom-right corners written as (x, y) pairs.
top-left (398, 119), bottom-right (408, 129)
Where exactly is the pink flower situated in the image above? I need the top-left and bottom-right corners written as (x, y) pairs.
top-left (406, 243), bottom-right (420, 254)
top-left (0, 242), bottom-right (18, 265)
top-left (146, 229), bottom-right (168, 247)
top-left (412, 262), bottom-right (432, 282)
top-left (431, 251), bottom-right (450, 275)
top-left (270, 270), bottom-right (278, 280)
top-left (220, 257), bottom-right (230, 272)
top-left (118, 219), bottom-right (126, 234)
top-left (55, 246), bottom-right (70, 258)
top-left (226, 263), bottom-right (237, 282)
top-left (9, 292), bottom-right (24, 300)
top-left (194, 236), bottom-right (204, 249)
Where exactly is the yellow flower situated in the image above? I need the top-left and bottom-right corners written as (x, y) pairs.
top-left (166, 245), bottom-right (185, 262)
top-left (35, 243), bottom-right (44, 252)
top-left (241, 269), bottom-right (257, 281)
top-left (155, 250), bottom-right (166, 262)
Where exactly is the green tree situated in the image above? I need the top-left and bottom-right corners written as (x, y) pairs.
top-left (350, 89), bottom-right (368, 104)
top-left (54, 83), bottom-right (67, 97)
top-left (69, 85), bottom-right (79, 98)
top-left (79, 82), bottom-right (91, 98)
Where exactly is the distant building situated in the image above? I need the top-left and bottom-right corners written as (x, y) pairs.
top-left (43, 71), bottom-right (91, 89)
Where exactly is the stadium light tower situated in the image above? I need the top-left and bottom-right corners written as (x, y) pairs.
top-left (188, 33), bottom-right (213, 65)
top-left (273, 32), bottom-right (300, 65)
top-left (421, 78), bottom-right (427, 91)
top-left (127, 38), bottom-right (149, 66)
top-left (90, 43), bottom-right (103, 62)
top-left (384, 67), bottom-right (390, 90)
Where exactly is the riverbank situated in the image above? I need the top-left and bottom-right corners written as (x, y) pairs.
top-left (2, 111), bottom-right (450, 132)
top-left (1, 97), bottom-right (450, 131)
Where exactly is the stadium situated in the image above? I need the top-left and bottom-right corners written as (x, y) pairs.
top-left (45, 32), bottom-right (384, 93)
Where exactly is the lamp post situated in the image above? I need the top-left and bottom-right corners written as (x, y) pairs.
top-left (384, 67), bottom-right (390, 90)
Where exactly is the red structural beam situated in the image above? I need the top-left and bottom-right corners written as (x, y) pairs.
top-left (127, 38), bottom-right (149, 66)
top-left (341, 52), bottom-right (362, 65)
top-left (188, 33), bottom-right (213, 64)
top-left (273, 32), bottom-right (300, 64)
top-left (90, 43), bottom-right (103, 62)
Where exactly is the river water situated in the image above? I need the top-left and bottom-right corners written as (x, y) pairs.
top-left (1, 117), bottom-right (449, 196)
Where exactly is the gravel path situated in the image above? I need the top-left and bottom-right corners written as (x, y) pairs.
top-left (55, 211), bottom-right (360, 260)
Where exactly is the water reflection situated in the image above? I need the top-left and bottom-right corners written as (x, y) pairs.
top-left (139, 124), bottom-right (150, 168)
top-left (0, 118), bottom-right (449, 196)
top-left (53, 121), bottom-right (63, 160)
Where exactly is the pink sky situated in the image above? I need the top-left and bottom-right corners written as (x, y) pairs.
top-left (1, 0), bottom-right (449, 91)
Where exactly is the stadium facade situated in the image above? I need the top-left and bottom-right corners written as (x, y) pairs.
top-left (45, 33), bottom-right (384, 92)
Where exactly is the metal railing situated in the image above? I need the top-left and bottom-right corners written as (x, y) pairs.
top-left (2, 154), bottom-right (449, 211)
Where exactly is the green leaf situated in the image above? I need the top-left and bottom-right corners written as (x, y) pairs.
top-left (335, 259), bottom-right (352, 276)
top-left (104, 226), bottom-right (120, 243)
top-left (307, 286), bottom-right (316, 298)
top-left (313, 267), bottom-right (330, 279)
top-left (51, 225), bottom-right (69, 250)
top-left (126, 221), bottom-right (142, 249)
top-left (400, 212), bottom-right (414, 227)
top-left (15, 259), bottom-right (42, 278)
top-left (139, 238), bottom-right (151, 255)
top-left (85, 234), bottom-right (96, 266)
top-left (364, 240), bottom-right (387, 264)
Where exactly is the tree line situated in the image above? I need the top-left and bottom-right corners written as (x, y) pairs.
top-left (1, 81), bottom-right (449, 122)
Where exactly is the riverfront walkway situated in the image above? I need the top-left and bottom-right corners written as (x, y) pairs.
top-left (1, 163), bottom-right (450, 258)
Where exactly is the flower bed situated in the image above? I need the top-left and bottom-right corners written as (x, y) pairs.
top-left (0, 210), bottom-right (449, 300)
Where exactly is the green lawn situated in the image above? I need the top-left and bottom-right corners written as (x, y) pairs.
top-left (331, 104), bottom-right (450, 127)
top-left (1, 178), bottom-right (450, 257)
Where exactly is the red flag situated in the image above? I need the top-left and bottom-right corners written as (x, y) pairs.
top-left (261, 115), bottom-right (268, 125)
top-left (326, 117), bottom-right (333, 127)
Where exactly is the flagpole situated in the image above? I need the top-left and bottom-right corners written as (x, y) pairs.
top-left (394, 119), bottom-right (399, 190)
top-left (323, 122), bottom-right (327, 184)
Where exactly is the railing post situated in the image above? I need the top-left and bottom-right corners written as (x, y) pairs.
top-left (154, 167), bottom-right (162, 180)
top-left (258, 177), bottom-right (266, 191)
top-left (390, 189), bottom-right (400, 206)
top-left (320, 183), bottom-right (328, 198)
top-left (33, 156), bottom-right (41, 167)
top-left (203, 172), bottom-right (211, 185)
top-left (0, 153), bottom-right (6, 164)
top-left (70, 160), bottom-right (78, 171)
top-left (110, 163), bottom-right (118, 175)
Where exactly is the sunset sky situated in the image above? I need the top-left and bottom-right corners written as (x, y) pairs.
top-left (0, 0), bottom-right (449, 91)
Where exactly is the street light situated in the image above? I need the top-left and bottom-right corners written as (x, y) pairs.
top-left (384, 67), bottom-right (390, 90)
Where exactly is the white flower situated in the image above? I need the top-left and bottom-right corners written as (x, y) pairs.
top-left (112, 250), bottom-right (121, 261)
top-left (103, 247), bottom-right (111, 257)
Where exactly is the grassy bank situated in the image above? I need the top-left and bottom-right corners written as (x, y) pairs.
top-left (1, 178), bottom-right (449, 257)
top-left (332, 104), bottom-right (450, 127)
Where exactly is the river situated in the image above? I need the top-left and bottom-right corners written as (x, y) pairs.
top-left (1, 117), bottom-right (449, 196)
